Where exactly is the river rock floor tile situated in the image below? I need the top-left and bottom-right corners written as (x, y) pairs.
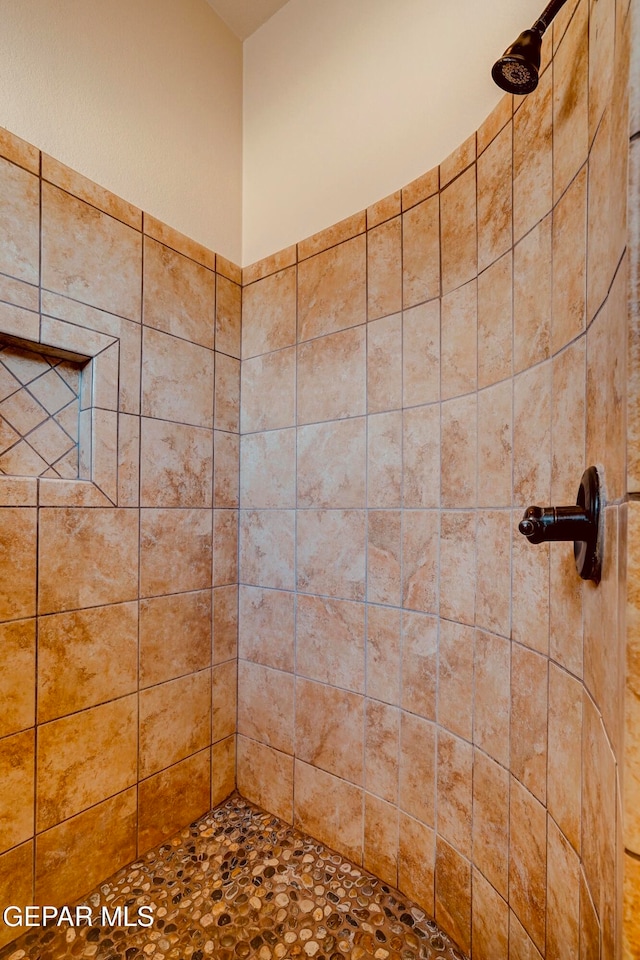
top-left (1, 794), bottom-right (467, 960)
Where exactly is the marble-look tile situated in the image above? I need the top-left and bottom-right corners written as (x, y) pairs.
top-left (142, 327), bottom-right (214, 428)
top-left (441, 134), bottom-right (476, 186)
top-left (513, 215), bottom-right (552, 373)
top-left (401, 611), bottom-right (437, 719)
top-left (367, 190), bottom-right (401, 228)
top-left (240, 509), bottom-right (295, 590)
top-left (214, 352), bottom-right (240, 434)
top-left (213, 509), bottom-right (238, 587)
top-left (38, 508), bottom-right (137, 613)
top-left (139, 669), bottom-right (211, 779)
top-left (297, 417), bottom-right (366, 508)
top-left (212, 584), bottom-right (238, 665)
top-left (214, 430), bottom-right (240, 508)
top-left (0, 619), bottom-right (35, 737)
top-left (140, 418), bottom-right (213, 508)
top-left (294, 759), bottom-right (363, 863)
top-left (367, 219), bottom-right (402, 321)
top-left (298, 235), bottom-right (366, 341)
top-left (513, 66), bottom-right (553, 242)
top-left (215, 274), bottom-right (241, 359)
top-left (368, 510), bottom-right (401, 606)
top-left (402, 166), bottom-right (439, 210)
top-left (238, 661), bottom-right (294, 754)
top-left (0, 157), bottom-right (39, 285)
top-left (513, 361), bottom-right (552, 506)
top-left (439, 512), bottom-right (476, 626)
top-left (477, 251), bottom-right (513, 389)
top-left (238, 585), bottom-right (294, 672)
top-left (477, 94), bottom-right (513, 154)
top-left (297, 212), bottom-right (365, 261)
top-left (238, 737), bottom-right (293, 824)
top-left (38, 603), bottom-right (137, 721)
top-left (240, 429), bottom-right (295, 508)
top-left (0, 507), bottom-right (36, 621)
top-left (143, 215), bottom-right (214, 270)
top-left (365, 700), bottom-right (399, 804)
top-left (241, 347), bottom-right (296, 433)
top-left (140, 508), bottom-right (212, 597)
top-left (296, 509), bottom-right (366, 601)
top-left (435, 837), bottom-right (471, 957)
top-left (552, 165), bottom-right (587, 353)
top-left (441, 281), bottom-right (477, 400)
top-left (510, 644), bottom-right (549, 804)
top-left (364, 793), bottom-right (398, 887)
top-left (509, 909), bottom-right (545, 960)
top-left (366, 605), bottom-right (401, 706)
top-left (472, 749), bottom-right (509, 899)
top-left (242, 266), bottom-right (296, 359)
top-left (509, 777), bottom-right (547, 953)
top-left (0, 842), bottom-right (32, 949)
top-left (471, 868), bottom-right (509, 960)
top-left (437, 730), bottom-right (473, 857)
top-left (297, 326), bottom-right (366, 425)
top-left (402, 509), bottom-right (439, 614)
top-left (0, 729), bottom-right (34, 850)
top-left (440, 165), bottom-right (477, 295)
top-left (138, 749), bottom-right (211, 852)
top-left (623, 854), bottom-right (640, 960)
top-left (474, 630), bottom-right (510, 768)
top-left (0, 126), bottom-right (39, 172)
top-left (295, 678), bottom-right (364, 785)
top-left (42, 182), bottom-right (141, 320)
top-left (512, 507), bottom-right (551, 656)
top-left (588, 0), bottom-right (616, 141)
top-left (587, 112), bottom-right (623, 327)
top-left (398, 711), bottom-right (435, 826)
top-left (438, 620), bottom-right (474, 741)
top-left (211, 735), bottom-right (236, 807)
top-left (367, 313), bottom-right (402, 413)
top-left (478, 380), bottom-right (512, 507)
top-left (553, 0), bottom-right (589, 201)
top-left (402, 195), bottom-right (440, 309)
top-left (477, 122), bottom-right (512, 272)
top-left (242, 245), bottom-right (296, 286)
top-left (546, 816), bottom-right (581, 959)
top-left (140, 591), bottom-right (211, 688)
top-left (403, 300), bottom-right (440, 407)
top-left (398, 813), bottom-right (435, 917)
top-left (35, 788), bottom-right (136, 907)
top-left (441, 394), bottom-right (477, 508)
top-left (551, 336), bottom-right (586, 505)
top-left (296, 594), bottom-right (365, 692)
top-left (476, 510), bottom-right (511, 638)
top-left (549, 538), bottom-right (583, 677)
top-left (403, 404), bottom-right (440, 508)
top-left (368, 411), bottom-right (402, 507)
top-left (143, 236), bottom-right (215, 348)
top-left (36, 696), bottom-right (136, 831)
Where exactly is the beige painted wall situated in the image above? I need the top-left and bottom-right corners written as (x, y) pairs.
top-left (0, 0), bottom-right (243, 263)
top-left (242, 0), bottom-right (543, 265)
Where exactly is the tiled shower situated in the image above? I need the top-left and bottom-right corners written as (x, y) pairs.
top-left (1, 0), bottom-right (639, 957)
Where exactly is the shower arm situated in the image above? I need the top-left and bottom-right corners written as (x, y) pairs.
top-left (532, 0), bottom-right (570, 35)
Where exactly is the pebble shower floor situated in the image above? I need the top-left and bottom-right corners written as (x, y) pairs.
top-left (0, 795), bottom-right (467, 960)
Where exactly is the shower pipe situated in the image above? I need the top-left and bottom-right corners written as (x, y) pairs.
top-left (492, 0), bottom-right (570, 94)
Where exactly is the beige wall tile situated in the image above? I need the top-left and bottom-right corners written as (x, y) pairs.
top-left (139, 669), bottom-right (211, 778)
top-left (367, 190), bottom-right (401, 228)
top-left (402, 166), bottom-right (439, 209)
top-left (398, 812), bottom-right (435, 915)
top-left (512, 512), bottom-right (550, 656)
top-left (551, 336), bottom-right (586, 505)
top-left (401, 611), bottom-right (437, 719)
top-left (403, 404), bottom-right (440, 508)
top-left (548, 663), bottom-right (583, 853)
top-left (438, 620), bottom-right (474, 741)
top-left (238, 737), bottom-right (293, 824)
top-left (242, 246), bottom-right (296, 286)
top-left (553, 0), bottom-right (588, 201)
top-left (478, 251), bottom-right (513, 388)
top-left (140, 418), bottom-right (213, 508)
top-left (402, 195), bottom-right (440, 308)
top-left (368, 411), bottom-right (402, 507)
top-left (547, 817), bottom-right (581, 959)
top-left (0, 157), bottom-right (39, 285)
top-left (440, 511), bottom-right (476, 626)
top-left (297, 326), bottom-right (366, 425)
top-left (118, 413), bottom-right (140, 507)
top-left (513, 66), bottom-right (552, 242)
top-left (399, 711), bottom-right (435, 826)
top-left (440, 165), bottom-right (477, 295)
top-left (403, 300), bottom-right (440, 408)
top-left (509, 910), bottom-right (545, 960)
top-left (143, 236), bottom-right (215, 348)
top-left (366, 605), bottom-right (401, 706)
top-left (142, 327), bottom-right (214, 428)
top-left (296, 509), bottom-right (365, 601)
top-left (0, 618), bottom-right (35, 737)
top-left (549, 539), bottom-right (583, 677)
top-left (140, 591), bottom-right (211, 688)
top-left (477, 121), bottom-right (512, 272)
top-left (213, 508), bottom-right (239, 587)
top-left (478, 381), bottom-right (512, 508)
top-left (212, 735), bottom-right (236, 806)
top-left (364, 793), bottom-right (398, 887)
top-left (294, 759), bottom-right (363, 863)
top-left (241, 347), bottom-right (296, 433)
top-left (0, 728), bottom-right (34, 851)
top-left (474, 630), bottom-right (510, 768)
top-left (435, 837), bottom-right (472, 956)
top-left (509, 777), bottom-right (547, 953)
top-left (214, 430), bottom-right (240, 508)
top-left (140, 508), bottom-right (212, 597)
top-left (143, 214), bottom-right (214, 270)
top-left (512, 644), bottom-right (549, 805)
top-left (0, 842), bottom-right (33, 949)
top-left (215, 274), bottom-right (241, 359)
top-left (237, 661), bottom-right (294, 754)
top-left (513, 362), bottom-right (552, 506)
top-left (0, 127), bottom-right (39, 173)
top-left (0, 507), bottom-right (36, 620)
top-left (138, 749), bottom-right (211, 852)
top-left (588, 0), bottom-right (616, 140)
top-left (213, 584), bottom-right (238, 665)
top-left (402, 509), bottom-right (438, 614)
top-left (214, 352), bottom-right (240, 434)
top-left (240, 509), bottom-right (295, 590)
top-left (441, 280), bottom-right (477, 400)
top-left (368, 510), bottom-right (401, 607)
top-left (212, 659), bottom-right (237, 742)
top-left (296, 594), bottom-right (365, 692)
top-left (238, 586), bottom-right (294, 672)
top-left (297, 417), bottom-right (366, 508)
top-left (441, 395), bottom-right (476, 509)
top-left (242, 267), bottom-right (296, 359)
top-left (471, 868), bottom-right (509, 960)
top-left (552, 165), bottom-right (587, 352)
top-left (623, 853), bottom-right (640, 960)
top-left (298, 235), bottom-right (366, 341)
top-left (42, 182), bottom-right (141, 321)
top-left (441, 133), bottom-right (476, 186)
top-left (437, 730), bottom-right (473, 858)
top-left (367, 219), bottom-right (401, 321)
top-left (472, 749), bottom-right (509, 898)
top-left (295, 678), bottom-right (364, 785)
top-left (38, 508), bottom-right (138, 613)
top-left (513, 215), bottom-right (552, 373)
top-left (298, 211), bottom-right (365, 260)
top-left (367, 313), bottom-right (402, 414)
top-left (35, 788), bottom-right (136, 906)
top-left (38, 603), bottom-right (137, 722)
top-left (476, 510), bottom-right (511, 638)
top-left (240, 429), bottom-right (295, 508)
top-left (364, 700), bottom-right (399, 804)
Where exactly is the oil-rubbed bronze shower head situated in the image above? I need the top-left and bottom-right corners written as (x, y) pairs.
top-left (491, 0), bottom-right (569, 95)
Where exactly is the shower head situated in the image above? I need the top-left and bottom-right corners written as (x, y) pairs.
top-left (491, 28), bottom-right (542, 95)
top-left (491, 0), bottom-right (569, 95)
